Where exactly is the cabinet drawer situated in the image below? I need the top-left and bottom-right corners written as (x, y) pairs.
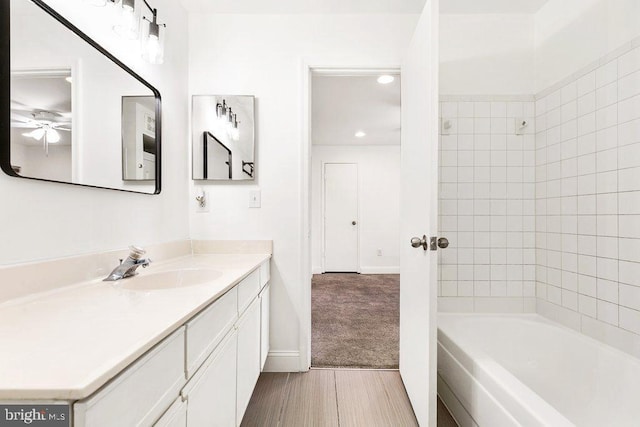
top-left (259, 261), bottom-right (270, 287)
top-left (237, 269), bottom-right (260, 314)
top-left (74, 328), bottom-right (186, 427)
top-left (185, 288), bottom-right (238, 378)
top-left (236, 298), bottom-right (261, 426)
top-left (259, 283), bottom-right (270, 370)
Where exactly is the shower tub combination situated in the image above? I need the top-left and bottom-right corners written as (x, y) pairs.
top-left (437, 314), bottom-right (640, 427)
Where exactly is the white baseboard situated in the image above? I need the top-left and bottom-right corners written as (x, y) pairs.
top-left (360, 266), bottom-right (400, 274)
top-left (263, 351), bottom-right (301, 372)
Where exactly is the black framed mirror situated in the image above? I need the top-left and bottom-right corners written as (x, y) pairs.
top-left (0, 0), bottom-right (162, 194)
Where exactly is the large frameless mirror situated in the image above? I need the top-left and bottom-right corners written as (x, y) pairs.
top-left (1, 0), bottom-right (162, 194)
top-left (192, 95), bottom-right (255, 181)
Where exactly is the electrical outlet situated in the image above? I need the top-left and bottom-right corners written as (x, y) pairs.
top-left (377, 248), bottom-right (383, 257)
top-left (195, 190), bottom-right (210, 213)
top-left (249, 189), bottom-right (261, 208)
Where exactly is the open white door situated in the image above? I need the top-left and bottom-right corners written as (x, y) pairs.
top-left (399, 0), bottom-right (439, 426)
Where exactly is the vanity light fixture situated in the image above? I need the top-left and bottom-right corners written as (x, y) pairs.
top-left (82, 0), bottom-right (109, 6)
top-left (140, 1), bottom-right (166, 64)
top-left (377, 75), bottom-right (395, 84)
top-left (230, 114), bottom-right (240, 141)
top-left (355, 131), bottom-right (366, 138)
top-left (113, 0), bottom-right (141, 40)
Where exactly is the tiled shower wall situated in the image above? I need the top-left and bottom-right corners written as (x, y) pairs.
top-left (535, 42), bottom-right (640, 352)
top-left (438, 99), bottom-right (537, 312)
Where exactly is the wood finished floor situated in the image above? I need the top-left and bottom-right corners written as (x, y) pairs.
top-left (241, 370), bottom-right (458, 427)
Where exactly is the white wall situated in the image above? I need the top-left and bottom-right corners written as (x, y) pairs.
top-left (440, 14), bottom-right (535, 95)
top-left (311, 145), bottom-right (400, 274)
top-left (0, 0), bottom-right (190, 264)
top-left (188, 13), bottom-right (419, 369)
top-left (534, 0), bottom-right (640, 93)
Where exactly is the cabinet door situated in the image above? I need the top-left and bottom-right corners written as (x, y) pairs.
top-left (259, 283), bottom-right (270, 370)
top-left (236, 298), bottom-right (261, 426)
top-left (183, 330), bottom-right (237, 427)
top-left (155, 397), bottom-right (187, 427)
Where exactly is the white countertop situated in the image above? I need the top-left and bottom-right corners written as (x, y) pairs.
top-left (0, 253), bottom-right (270, 401)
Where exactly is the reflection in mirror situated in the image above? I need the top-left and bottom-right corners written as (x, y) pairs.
top-left (122, 96), bottom-right (156, 181)
top-left (10, 69), bottom-right (72, 182)
top-left (2, 0), bottom-right (161, 194)
top-left (192, 95), bottom-right (255, 181)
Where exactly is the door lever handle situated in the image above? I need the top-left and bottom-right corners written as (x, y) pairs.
top-left (410, 235), bottom-right (428, 251)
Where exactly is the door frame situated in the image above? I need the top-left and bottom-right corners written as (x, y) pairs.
top-left (321, 161), bottom-right (360, 274)
top-left (300, 65), bottom-right (401, 372)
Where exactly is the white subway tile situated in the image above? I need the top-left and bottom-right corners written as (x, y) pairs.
top-left (458, 118), bottom-right (474, 134)
top-left (618, 70), bottom-right (640, 101)
top-left (596, 148), bottom-right (617, 173)
top-left (620, 260), bottom-right (640, 287)
top-left (507, 102), bottom-right (524, 118)
top-left (618, 118), bottom-right (640, 147)
top-left (619, 238), bottom-right (640, 262)
top-left (620, 283), bottom-right (640, 311)
top-left (619, 142), bottom-right (640, 169)
top-left (596, 60), bottom-right (618, 88)
top-left (619, 215), bottom-right (640, 239)
top-left (618, 94), bottom-right (640, 123)
top-left (442, 102), bottom-right (458, 117)
top-left (579, 294), bottom-right (597, 317)
top-left (619, 167), bottom-right (640, 192)
top-left (597, 215), bottom-right (618, 237)
top-left (441, 281), bottom-right (458, 297)
top-left (474, 281), bottom-right (491, 297)
top-left (596, 82), bottom-right (618, 109)
top-left (597, 278), bottom-right (619, 303)
top-left (474, 102), bottom-right (491, 117)
top-left (474, 118), bottom-right (491, 134)
top-left (577, 71), bottom-right (596, 97)
top-left (491, 118), bottom-right (507, 134)
top-left (458, 102), bottom-right (474, 118)
top-left (597, 299), bottom-right (619, 326)
top-left (577, 92), bottom-right (596, 117)
top-left (619, 307), bottom-right (640, 335)
top-left (596, 104), bottom-right (618, 130)
top-left (619, 47), bottom-right (640, 77)
top-left (577, 133), bottom-right (596, 156)
top-left (577, 112), bottom-right (597, 136)
top-left (491, 102), bottom-right (507, 117)
top-left (579, 274), bottom-right (597, 296)
top-left (562, 289), bottom-right (579, 311)
top-left (458, 134), bottom-right (474, 150)
top-left (562, 82), bottom-right (578, 104)
top-left (596, 170), bottom-right (617, 193)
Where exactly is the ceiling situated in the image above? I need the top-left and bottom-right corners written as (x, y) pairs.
top-left (178, 0), bottom-right (426, 14)
top-left (312, 74), bottom-right (400, 146)
top-left (179, 0), bottom-right (549, 14)
top-left (440, 0), bottom-right (550, 14)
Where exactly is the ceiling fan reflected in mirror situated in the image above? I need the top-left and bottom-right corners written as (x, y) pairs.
top-left (11, 111), bottom-right (71, 156)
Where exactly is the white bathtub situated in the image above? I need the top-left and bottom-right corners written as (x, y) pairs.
top-left (437, 313), bottom-right (640, 427)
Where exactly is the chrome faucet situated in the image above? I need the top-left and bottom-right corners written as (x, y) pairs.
top-left (103, 246), bottom-right (152, 281)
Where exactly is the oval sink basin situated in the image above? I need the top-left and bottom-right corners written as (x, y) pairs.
top-left (120, 269), bottom-right (223, 291)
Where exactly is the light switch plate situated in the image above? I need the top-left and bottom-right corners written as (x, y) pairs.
top-left (249, 189), bottom-right (261, 208)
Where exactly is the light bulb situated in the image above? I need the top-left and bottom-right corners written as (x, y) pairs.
top-left (47, 129), bottom-right (61, 143)
top-left (231, 127), bottom-right (240, 141)
top-left (377, 75), bottom-right (395, 84)
top-left (114, 1), bottom-right (139, 40)
top-left (146, 34), bottom-right (161, 63)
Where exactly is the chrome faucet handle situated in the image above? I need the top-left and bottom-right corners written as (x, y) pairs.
top-left (128, 245), bottom-right (146, 260)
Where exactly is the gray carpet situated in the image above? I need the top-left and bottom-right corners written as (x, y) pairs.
top-left (311, 273), bottom-right (400, 369)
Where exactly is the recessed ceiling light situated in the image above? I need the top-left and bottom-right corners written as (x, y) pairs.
top-left (377, 75), bottom-right (394, 84)
top-left (355, 131), bottom-right (366, 138)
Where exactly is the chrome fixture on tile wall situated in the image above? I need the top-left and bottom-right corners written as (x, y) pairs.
top-left (83, 0), bottom-right (166, 64)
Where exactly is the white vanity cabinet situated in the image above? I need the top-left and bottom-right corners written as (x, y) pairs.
top-left (236, 298), bottom-right (262, 425)
top-left (181, 330), bottom-right (238, 427)
top-left (73, 259), bottom-right (270, 427)
top-left (74, 328), bottom-right (186, 427)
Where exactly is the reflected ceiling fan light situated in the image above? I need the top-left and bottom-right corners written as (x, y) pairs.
top-left (355, 131), bottom-right (366, 138)
top-left (47, 129), bottom-right (61, 143)
top-left (23, 128), bottom-right (45, 141)
top-left (377, 75), bottom-right (395, 84)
